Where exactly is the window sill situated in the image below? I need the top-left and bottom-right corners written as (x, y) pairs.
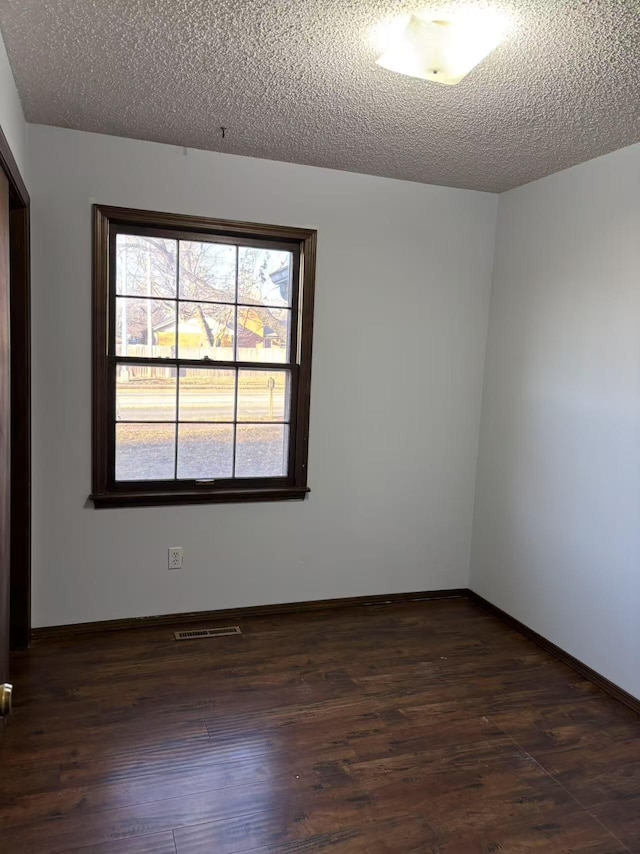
top-left (90, 486), bottom-right (310, 508)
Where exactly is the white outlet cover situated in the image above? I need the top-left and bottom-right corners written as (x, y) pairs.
top-left (168, 547), bottom-right (183, 569)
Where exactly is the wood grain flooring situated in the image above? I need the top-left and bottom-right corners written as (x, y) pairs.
top-left (2, 598), bottom-right (640, 852)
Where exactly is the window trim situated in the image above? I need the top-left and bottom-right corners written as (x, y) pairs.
top-left (90, 205), bottom-right (317, 508)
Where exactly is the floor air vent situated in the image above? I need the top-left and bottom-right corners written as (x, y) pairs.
top-left (174, 626), bottom-right (242, 641)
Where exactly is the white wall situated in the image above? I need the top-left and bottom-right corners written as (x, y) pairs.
top-left (29, 124), bottom-right (497, 627)
top-left (471, 142), bottom-right (640, 699)
top-left (0, 28), bottom-right (27, 183)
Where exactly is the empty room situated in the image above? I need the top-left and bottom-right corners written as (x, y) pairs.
top-left (0, 1), bottom-right (639, 851)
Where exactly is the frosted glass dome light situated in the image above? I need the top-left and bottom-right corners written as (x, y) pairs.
top-left (376, 13), bottom-right (508, 86)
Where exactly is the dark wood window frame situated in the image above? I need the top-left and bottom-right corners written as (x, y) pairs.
top-left (91, 205), bottom-right (317, 508)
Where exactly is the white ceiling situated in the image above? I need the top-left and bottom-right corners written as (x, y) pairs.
top-left (1, 0), bottom-right (639, 192)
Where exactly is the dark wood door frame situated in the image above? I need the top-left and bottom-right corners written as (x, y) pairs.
top-left (0, 125), bottom-right (30, 649)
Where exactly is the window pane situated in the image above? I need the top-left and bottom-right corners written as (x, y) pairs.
top-left (116, 424), bottom-right (175, 481)
top-left (236, 306), bottom-right (290, 362)
top-left (178, 302), bottom-right (235, 360)
top-left (238, 247), bottom-right (292, 307)
top-left (237, 370), bottom-right (290, 422)
top-left (116, 235), bottom-right (177, 298)
top-left (179, 241), bottom-right (236, 303)
top-left (116, 297), bottom-right (176, 357)
top-left (235, 425), bottom-right (288, 477)
top-left (116, 365), bottom-right (176, 421)
top-left (178, 369), bottom-right (235, 421)
top-left (177, 424), bottom-right (234, 479)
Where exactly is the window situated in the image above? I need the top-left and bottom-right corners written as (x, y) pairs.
top-left (91, 206), bottom-right (316, 507)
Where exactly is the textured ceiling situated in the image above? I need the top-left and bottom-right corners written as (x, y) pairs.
top-left (1, 0), bottom-right (639, 192)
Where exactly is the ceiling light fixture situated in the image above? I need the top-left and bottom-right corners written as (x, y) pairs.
top-left (375, 11), bottom-right (509, 85)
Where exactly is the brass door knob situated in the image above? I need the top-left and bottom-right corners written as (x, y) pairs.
top-left (0, 683), bottom-right (12, 717)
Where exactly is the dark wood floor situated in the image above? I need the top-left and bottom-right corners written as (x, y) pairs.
top-left (2, 599), bottom-right (640, 853)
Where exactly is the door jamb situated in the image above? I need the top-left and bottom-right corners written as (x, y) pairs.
top-left (0, 125), bottom-right (31, 649)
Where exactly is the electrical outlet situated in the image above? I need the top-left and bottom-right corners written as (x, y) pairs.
top-left (168, 547), bottom-right (183, 570)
